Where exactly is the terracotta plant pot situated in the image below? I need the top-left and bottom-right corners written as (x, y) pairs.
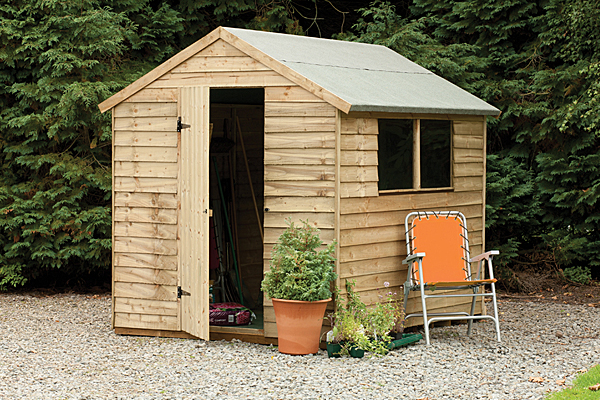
top-left (272, 298), bottom-right (330, 355)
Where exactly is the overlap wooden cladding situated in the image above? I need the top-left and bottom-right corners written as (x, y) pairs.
top-left (99, 27), bottom-right (500, 342)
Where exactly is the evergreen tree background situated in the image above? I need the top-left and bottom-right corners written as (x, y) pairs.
top-left (0, 0), bottom-right (597, 289)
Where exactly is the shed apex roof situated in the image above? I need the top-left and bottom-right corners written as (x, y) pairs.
top-left (98, 27), bottom-right (500, 116)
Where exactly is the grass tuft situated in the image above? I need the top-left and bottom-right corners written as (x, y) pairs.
top-left (546, 365), bottom-right (600, 400)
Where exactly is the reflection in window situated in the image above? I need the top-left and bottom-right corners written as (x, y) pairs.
top-left (377, 119), bottom-right (451, 191)
top-left (378, 119), bottom-right (413, 190)
top-left (421, 120), bottom-right (451, 188)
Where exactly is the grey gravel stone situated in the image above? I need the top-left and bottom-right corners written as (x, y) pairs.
top-left (0, 293), bottom-right (598, 399)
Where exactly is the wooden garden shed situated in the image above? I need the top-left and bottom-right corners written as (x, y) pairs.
top-left (98, 27), bottom-right (500, 343)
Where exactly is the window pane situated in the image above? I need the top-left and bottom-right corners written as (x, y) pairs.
top-left (378, 119), bottom-right (413, 190)
top-left (420, 120), bottom-right (451, 188)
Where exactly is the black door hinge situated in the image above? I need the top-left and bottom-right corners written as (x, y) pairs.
top-left (177, 117), bottom-right (191, 132)
top-left (177, 286), bottom-right (191, 298)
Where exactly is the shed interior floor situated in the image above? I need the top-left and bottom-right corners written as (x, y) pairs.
top-left (208, 88), bottom-right (265, 332)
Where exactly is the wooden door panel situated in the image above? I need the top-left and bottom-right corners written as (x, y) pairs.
top-left (178, 86), bottom-right (210, 340)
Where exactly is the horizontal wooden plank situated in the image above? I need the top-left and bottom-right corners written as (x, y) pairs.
top-left (114, 253), bottom-right (177, 270)
top-left (114, 192), bottom-right (178, 209)
top-left (171, 56), bottom-right (270, 73)
top-left (264, 320), bottom-right (277, 338)
top-left (340, 166), bottom-right (378, 183)
top-left (264, 86), bottom-right (323, 102)
top-left (263, 197), bottom-right (335, 213)
top-left (453, 120), bottom-right (484, 136)
top-left (114, 207), bottom-right (177, 224)
top-left (123, 88), bottom-right (178, 103)
top-left (264, 181), bottom-right (335, 197)
top-left (114, 222), bottom-right (177, 239)
top-left (340, 241), bottom-right (405, 263)
top-left (340, 118), bottom-right (378, 134)
top-left (115, 162), bottom-right (178, 178)
top-left (454, 148), bottom-right (484, 163)
top-left (114, 312), bottom-right (178, 331)
top-left (114, 103), bottom-right (177, 118)
top-left (340, 204), bottom-right (484, 230)
top-left (114, 237), bottom-right (177, 255)
top-left (340, 256), bottom-right (402, 279)
top-left (453, 176), bottom-right (484, 192)
top-left (341, 225), bottom-right (404, 247)
top-left (264, 149), bottom-right (335, 165)
top-left (114, 298), bottom-right (178, 316)
top-left (264, 212), bottom-right (335, 230)
top-left (340, 271), bottom-right (404, 295)
top-left (340, 134), bottom-right (378, 151)
top-left (340, 191), bottom-right (483, 214)
top-left (198, 39), bottom-right (248, 57)
top-left (454, 135), bottom-right (484, 149)
top-left (114, 266), bottom-right (177, 286)
top-left (340, 150), bottom-right (378, 166)
top-left (264, 132), bottom-right (335, 149)
top-left (264, 227), bottom-right (335, 245)
top-left (264, 165), bottom-right (335, 181)
top-left (264, 116), bottom-right (336, 133)
top-left (113, 131), bottom-right (178, 147)
top-left (340, 182), bottom-right (379, 198)
top-left (114, 177), bottom-right (178, 193)
top-left (114, 146), bottom-right (178, 162)
top-left (114, 116), bottom-right (177, 132)
top-left (264, 102), bottom-right (336, 117)
top-left (148, 71), bottom-right (293, 88)
top-left (114, 282), bottom-right (177, 301)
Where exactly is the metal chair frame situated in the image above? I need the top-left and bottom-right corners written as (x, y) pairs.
top-left (402, 211), bottom-right (501, 345)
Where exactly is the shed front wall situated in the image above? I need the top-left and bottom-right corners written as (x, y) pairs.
top-left (262, 87), bottom-right (338, 339)
top-left (338, 113), bottom-right (486, 327)
top-left (112, 91), bottom-right (180, 332)
top-left (111, 37), bottom-right (338, 337)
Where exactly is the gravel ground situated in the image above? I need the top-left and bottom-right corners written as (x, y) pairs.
top-left (0, 293), bottom-right (598, 400)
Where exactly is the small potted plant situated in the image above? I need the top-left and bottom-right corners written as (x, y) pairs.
top-left (261, 219), bottom-right (337, 355)
top-left (328, 281), bottom-right (404, 357)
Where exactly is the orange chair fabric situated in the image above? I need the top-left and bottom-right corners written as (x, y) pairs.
top-left (410, 215), bottom-right (468, 284)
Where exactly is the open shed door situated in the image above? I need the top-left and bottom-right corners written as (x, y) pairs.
top-left (179, 86), bottom-right (210, 340)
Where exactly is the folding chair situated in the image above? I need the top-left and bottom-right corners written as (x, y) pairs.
top-left (402, 211), bottom-right (501, 345)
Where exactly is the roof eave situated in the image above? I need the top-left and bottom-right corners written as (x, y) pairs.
top-left (348, 104), bottom-right (501, 116)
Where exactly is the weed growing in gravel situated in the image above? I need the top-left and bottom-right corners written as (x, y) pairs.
top-left (546, 365), bottom-right (600, 399)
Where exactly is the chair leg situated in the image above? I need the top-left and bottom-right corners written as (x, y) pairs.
top-left (490, 282), bottom-right (501, 342)
top-left (419, 284), bottom-right (431, 345)
top-left (403, 284), bottom-right (410, 323)
top-left (467, 286), bottom-right (479, 336)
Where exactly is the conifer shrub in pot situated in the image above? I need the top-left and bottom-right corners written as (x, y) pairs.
top-left (261, 219), bottom-right (337, 355)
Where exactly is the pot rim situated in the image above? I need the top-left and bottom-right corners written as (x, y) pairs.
top-left (271, 297), bottom-right (331, 304)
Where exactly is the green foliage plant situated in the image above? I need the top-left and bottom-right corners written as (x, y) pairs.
top-left (261, 219), bottom-right (337, 302)
top-left (0, 0), bottom-right (185, 288)
top-left (328, 280), bottom-right (404, 356)
top-left (562, 266), bottom-right (592, 285)
top-left (546, 364), bottom-right (600, 400)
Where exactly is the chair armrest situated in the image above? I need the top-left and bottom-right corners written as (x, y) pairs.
top-left (469, 250), bottom-right (500, 263)
top-left (402, 252), bottom-right (426, 265)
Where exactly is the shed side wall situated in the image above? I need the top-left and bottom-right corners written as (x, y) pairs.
top-left (262, 86), bottom-right (337, 338)
top-left (112, 89), bottom-right (180, 331)
top-left (339, 115), bottom-right (486, 326)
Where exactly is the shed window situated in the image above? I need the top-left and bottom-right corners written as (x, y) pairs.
top-left (378, 119), bottom-right (451, 191)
